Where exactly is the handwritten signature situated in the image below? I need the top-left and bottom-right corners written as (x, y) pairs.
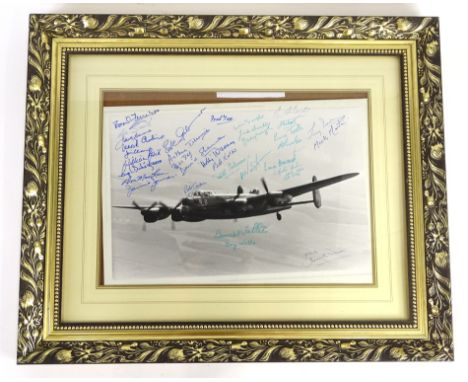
top-left (303, 249), bottom-right (347, 267)
top-left (111, 104), bottom-right (350, 197)
top-left (214, 222), bottom-right (269, 250)
top-left (183, 181), bottom-right (207, 196)
top-left (113, 108), bottom-right (160, 130)
top-left (307, 115), bottom-right (346, 150)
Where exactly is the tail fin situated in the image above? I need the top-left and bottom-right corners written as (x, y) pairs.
top-left (312, 176), bottom-right (322, 208)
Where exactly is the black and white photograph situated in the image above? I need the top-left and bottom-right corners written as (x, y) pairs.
top-left (102, 97), bottom-right (372, 285)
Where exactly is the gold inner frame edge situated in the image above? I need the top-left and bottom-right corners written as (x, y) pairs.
top-left (44, 38), bottom-right (427, 341)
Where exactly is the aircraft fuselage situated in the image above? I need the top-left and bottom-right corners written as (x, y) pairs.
top-left (171, 193), bottom-right (292, 222)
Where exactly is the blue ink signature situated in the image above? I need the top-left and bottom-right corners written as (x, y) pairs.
top-left (274, 132), bottom-right (302, 150)
top-left (163, 107), bottom-right (207, 153)
top-left (214, 222), bottom-right (269, 250)
top-left (278, 116), bottom-right (304, 134)
top-left (185, 128), bottom-right (210, 147)
top-left (115, 129), bottom-right (164, 151)
top-left (120, 148), bottom-right (162, 175)
top-left (198, 135), bottom-right (238, 171)
top-left (113, 104), bottom-right (349, 198)
top-left (238, 121), bottom-right (271, 146)
top-left (167, 148), bottom-right (197, 176)
top-left (264, 151), bottom-right (304, 181)
top-left (307, 115), bottom-right (346, 150)
top-left (183, 181), bottom-right (208, 196)
top-left (275, 104), bottom-right (311, 115)
top-left (120, 168), bottom-right (175, 197)
top-left (239, 151), bottom-right (270, 180)
top-left (211, 114), bottom-right (233, 124)
top-left (113, 108), bottom-right (160, 129)
top-left (232, 114), bottom-right (264, 131)
top-left (199, 136), bottom-right (227, 157)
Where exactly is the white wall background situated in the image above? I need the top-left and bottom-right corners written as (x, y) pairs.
top-left (1, 1), bottom-right (467, 380)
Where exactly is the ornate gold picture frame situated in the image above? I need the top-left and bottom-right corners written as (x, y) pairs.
top-left (18, 14), bottom-right (452, 363)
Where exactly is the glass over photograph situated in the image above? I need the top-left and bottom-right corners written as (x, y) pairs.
top-left (102, 95), bottom-right (372, 285)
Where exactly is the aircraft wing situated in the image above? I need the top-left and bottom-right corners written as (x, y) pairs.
top-left (281, 173), bottom-right (359, 197)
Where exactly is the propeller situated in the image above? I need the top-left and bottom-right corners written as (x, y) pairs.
top-left (261, 177), bottom-right (275, 203)
top-left (132, 201), bottom-right (142, 210)
top-left (114, 200), bottom-right (176, 230)
top-left (233, 185), bottom-right (244, 202)
top-left (131, 201), bottom-right (159, 213)
top-left (173, 198), bottom-right (184, 209)
top-left (260, 177), bottom-right (283, 204)
top-left (261, 178), bottom-right (269, 194)
top-left (146, 201), bottom-right (159, 210)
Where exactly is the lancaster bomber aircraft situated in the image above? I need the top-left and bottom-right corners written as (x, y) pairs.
top-left (114, 173), bottom-right (359, 224)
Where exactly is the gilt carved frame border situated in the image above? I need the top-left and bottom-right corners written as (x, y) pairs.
top-left (18, 15), bottom-right (452, 363)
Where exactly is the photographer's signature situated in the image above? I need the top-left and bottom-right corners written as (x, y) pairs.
top-left (303, 249), bottom-right (347, 267)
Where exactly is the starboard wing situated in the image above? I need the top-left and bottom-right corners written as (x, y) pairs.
top-left (281, 173), bottom-right (359, 197)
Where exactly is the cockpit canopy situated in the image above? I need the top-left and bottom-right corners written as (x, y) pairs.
top-left (249, 188), bottom-right (260, 195)
top-left (193, 190), bottom-right (213, 197)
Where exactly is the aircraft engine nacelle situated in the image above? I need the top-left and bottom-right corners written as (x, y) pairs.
top-left (270, 191), bottom-right (283, 197)
top-left (143, 214), bottom-right (159, 223)
top-left (142, 209), bottom-right (171, 223)
top-left (234, 197), bottom-right (247, 204)
top-left (276, 194), bottom-right (292, 205)
top-left (171, 209), bottom-right (183, 222)
top-left (312, 175), bottom-right (322, 208)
